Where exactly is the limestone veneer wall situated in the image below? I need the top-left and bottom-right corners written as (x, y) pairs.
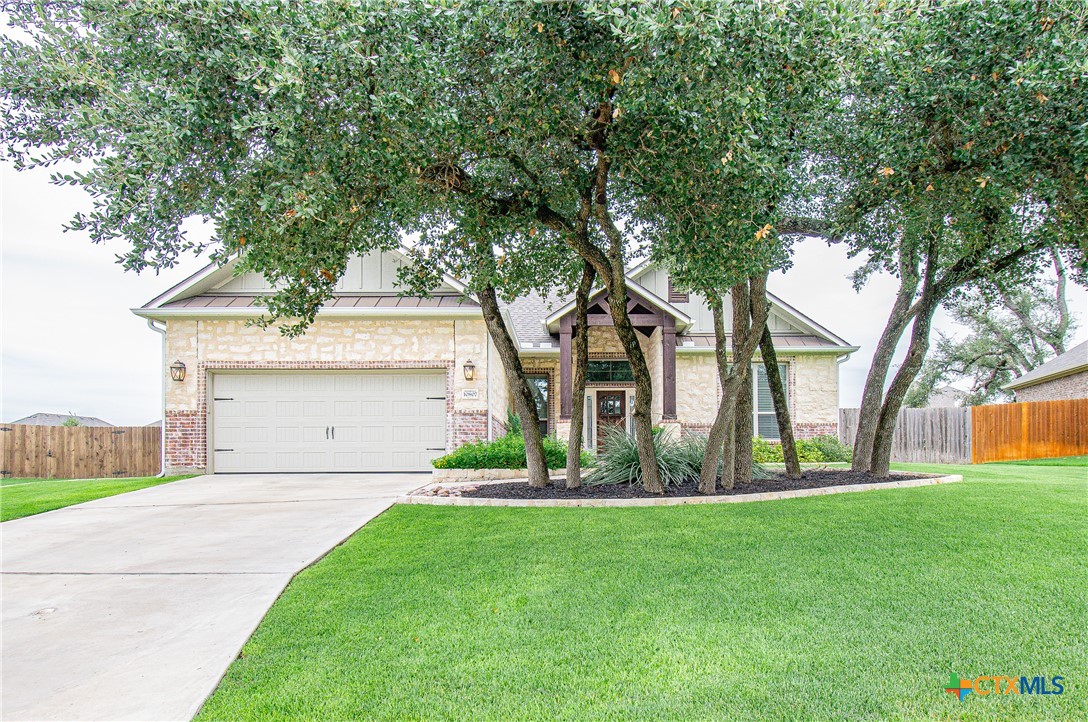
top-left (163, 317), bottom-right (490, 472)
top-left (673, 351), bottom-right (840, 438)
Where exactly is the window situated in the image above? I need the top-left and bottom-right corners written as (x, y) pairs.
top-left (586, 360), bottom-right (634, 383)
top-left (754, 363), bottom-right (788, 440)
top-left (527, 375), bottom-right (549, 436)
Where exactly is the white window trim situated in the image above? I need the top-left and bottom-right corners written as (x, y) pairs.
top-left (753, 362), bottom-right (790, 440)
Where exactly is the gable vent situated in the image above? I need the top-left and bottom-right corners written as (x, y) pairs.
top-left (668, 280), bottom-right (689, 304)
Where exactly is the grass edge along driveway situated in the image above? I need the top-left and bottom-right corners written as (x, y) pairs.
top-left (0, 475), bottom-right (193, 522)
top-left (198, 459), bottom-right (1087, 721)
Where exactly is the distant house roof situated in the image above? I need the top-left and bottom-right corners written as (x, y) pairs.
top-left (1003, 341), bottom-right (1088, 391)
top-left (927, 386), bottom-right (966, 408)
top-left (10, 413), bottom-right (114, 427)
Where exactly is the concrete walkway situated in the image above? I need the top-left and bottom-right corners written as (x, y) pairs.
top-left (1, 473), bottom-right (427, 721)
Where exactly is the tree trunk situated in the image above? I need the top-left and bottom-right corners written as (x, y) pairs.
top-left (760, 325), bottom-right (801, 479)
top-left (732, 287), bottom-right (754, 485)
top-left (565, 262), bottom-right (595, 489)
top-left (870, 293), bottom-right (940, 477)
top-left (603, 269), bottom-right (662, 493)
top-left (851, 267), bottom-right (920, 472)
top-left (698, 275), bottom-right (769, 493)
top-left (578, 187), bottom-right (663, 493)
top-left (478, 285), bottom-right (550, 488)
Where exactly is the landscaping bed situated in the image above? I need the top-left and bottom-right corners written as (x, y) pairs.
top-left (430, 469), bottom-right (934, 500)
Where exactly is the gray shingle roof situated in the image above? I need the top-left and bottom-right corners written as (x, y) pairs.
top-left (501, 291), bottom-right (572, 347)
top-left (9, 413), bottom-right (114, 427)
top-left (1003, 341), bottom-right (1088, 390)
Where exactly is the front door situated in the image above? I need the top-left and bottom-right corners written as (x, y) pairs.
top-left (595, 390), bottom-right (626, 451)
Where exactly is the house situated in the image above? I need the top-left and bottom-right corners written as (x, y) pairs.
top-left (133, 250), bottom-right (857, 474)
top-left (1002, 341), bottom-right (1088, 402)
top-left (8, 412), bottom-right (114, 427)
top-left (925, 386), bottom-right (966, 408)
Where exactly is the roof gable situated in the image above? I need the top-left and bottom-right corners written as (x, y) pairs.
top-left (628, 260), bottom-right (853, 349)
top-left (136, 247), bottom-right (474, 317)
top-left (1003, 340), bottom-right (1088, 390)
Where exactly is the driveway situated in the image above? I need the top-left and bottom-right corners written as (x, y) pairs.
top-left (1, 473), bottom-right (426, 721)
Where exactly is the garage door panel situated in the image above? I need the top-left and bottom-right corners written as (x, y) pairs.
top-left (390, 425), bottom-right (417, 443)
top-left (212, 371), bottom-right (447, 472)
top-left (419, 425), bottom-right (445, 444)
top-left (243, 427), bottom-right (270, 443)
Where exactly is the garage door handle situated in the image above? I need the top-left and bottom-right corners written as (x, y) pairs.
top-left (331, 426), bottom-right (335, 440)
top-left (426, 396), bottom-right (444, 400)
top-left (427, 447), bottom-right (445, 451)
top-left (214, 448), bottom-right (234, 452)
top-left (325, 426), bottom-right (329, 440)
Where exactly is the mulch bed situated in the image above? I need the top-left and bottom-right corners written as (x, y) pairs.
top-left (450, 469), bottom-right (933, 500)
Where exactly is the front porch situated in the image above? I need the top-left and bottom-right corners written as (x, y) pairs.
top-left (527, 287), bottom-right (684, 450)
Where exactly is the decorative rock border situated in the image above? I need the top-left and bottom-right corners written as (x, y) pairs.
top-left (399, 473), bottom-right (964, 508)
top-left (431, 468), bottom-right (566, 483)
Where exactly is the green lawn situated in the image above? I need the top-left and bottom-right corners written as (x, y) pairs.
top-left (0, 475), bottom-right (191, 521)
top-left (199, 460), bottom-right (1088, 721)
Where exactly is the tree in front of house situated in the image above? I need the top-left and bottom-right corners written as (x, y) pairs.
top-left (620, 1), bottom-right (854, 490)
top-left (818, 0), bottom-right (1088, 476)
top-left (905, 249), bottom-right (1078, 406)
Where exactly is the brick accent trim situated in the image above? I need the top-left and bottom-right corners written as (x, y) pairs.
top-left (169, 361), bottom-right (457, 472)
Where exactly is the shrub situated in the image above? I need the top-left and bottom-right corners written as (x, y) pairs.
top-left (586, 430), bottom-right (769, 486)
top-left (752, 435), bottom-right (853, 463)
top-left (432, 431), bottom-right (592, 470)
top-left (806, 434), bottom-right (853, 462)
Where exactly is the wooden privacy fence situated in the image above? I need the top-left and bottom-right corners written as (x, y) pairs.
top-left (0, 425), bottom-right (161, 479)
top-left (972, 398), bottom-right (1088, 463)
top-left (841, 398), bottom-right (1088, 464)
top-left (840, 407), bottom-right (973, 464)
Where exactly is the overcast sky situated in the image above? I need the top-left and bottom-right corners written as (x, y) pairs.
top-left (3, 161), bottom-right (1085, 426)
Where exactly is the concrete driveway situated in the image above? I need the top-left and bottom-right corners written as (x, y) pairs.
top-left (1, 473), bottom-right (426, 721)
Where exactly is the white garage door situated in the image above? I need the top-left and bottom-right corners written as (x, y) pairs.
top-left (211, 372), bottom-right (447, 473)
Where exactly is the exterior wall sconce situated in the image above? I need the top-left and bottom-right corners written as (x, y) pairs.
top-left (463, 360), bottom-right (476, 381)
top-left (169, 360), bottom-right (187, 382)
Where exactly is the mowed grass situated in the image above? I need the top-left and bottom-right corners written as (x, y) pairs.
top-left (0, 475), bottom-right (191, 521)
top-left (199, 460), bottom-right (1088, 721)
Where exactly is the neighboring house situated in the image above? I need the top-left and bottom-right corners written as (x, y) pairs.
top-left (8, 412), bottom-right (114, 427)
top-left (134, 249), bottom-right (857, 474)
top-left (1002, 341), bottom-right (1088, 403)
top-left (926, 386), bottom-right (966, 408)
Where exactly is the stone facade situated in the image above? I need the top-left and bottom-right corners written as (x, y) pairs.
top-left (162, 317), bottom-right (490, 473)
top-left (161, 314), bottom-right (845, 472)
top-left (1012, 370), bottom-right (1088, 402)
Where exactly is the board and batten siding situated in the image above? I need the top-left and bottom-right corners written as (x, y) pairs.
top-left (631, 266), bottom-right (805, 335)
top-left (214, 249), bottom-right (460, 295)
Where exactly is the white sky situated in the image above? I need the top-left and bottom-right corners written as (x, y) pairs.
top-left (2, 161), bottom-right (1085, 425)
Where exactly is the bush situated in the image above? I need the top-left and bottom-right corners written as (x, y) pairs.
top-left (751, 435), bottom-right (853, 463)
top-left (432, 430), bottom-right (592, 470)
top-left (806, 434), bottom-right (853, 462)
top-left (586, 430), bottom-right (769, 486)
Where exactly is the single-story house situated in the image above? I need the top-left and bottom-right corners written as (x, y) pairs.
top-left (134, 249), bottom-right (857, 474)
top-left (1003, 341), bottom-right (1088, 402)
top-left (8, 412), bottom-right (114, 427)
